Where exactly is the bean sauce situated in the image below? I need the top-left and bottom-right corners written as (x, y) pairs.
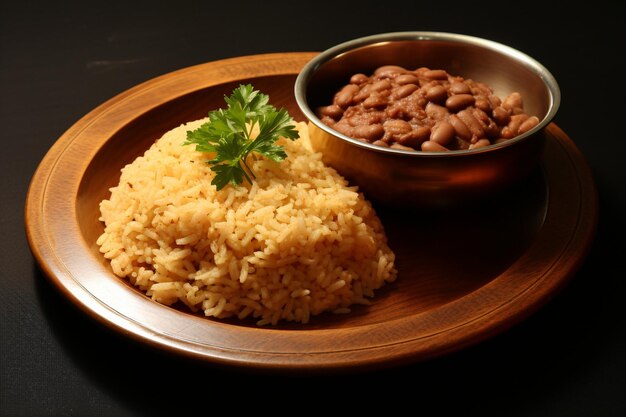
top-left (315, 66), bottom-right (539, 152)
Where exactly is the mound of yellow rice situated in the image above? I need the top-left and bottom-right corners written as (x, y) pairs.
top-left (97, 120), bottom-right (396, 325)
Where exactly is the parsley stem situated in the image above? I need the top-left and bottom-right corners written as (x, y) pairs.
top-left (241, 157), bottom-right (256, 182)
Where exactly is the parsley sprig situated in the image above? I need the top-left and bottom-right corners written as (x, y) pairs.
top-left (183, 84), bottom-right (300, 190)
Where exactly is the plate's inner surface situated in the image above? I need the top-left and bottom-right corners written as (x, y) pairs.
top-left (76, 73), bottom-right (548, 330)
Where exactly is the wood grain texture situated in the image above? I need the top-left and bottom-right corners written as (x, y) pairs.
top-left (24, 53), bottom-right (597, 371)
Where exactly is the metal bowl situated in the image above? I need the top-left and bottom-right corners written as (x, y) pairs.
top-left (294, 32), bottom-right (560, 206)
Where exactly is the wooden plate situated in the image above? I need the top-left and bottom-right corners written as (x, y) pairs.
top-left (25, 53), bottom-right (597, 371)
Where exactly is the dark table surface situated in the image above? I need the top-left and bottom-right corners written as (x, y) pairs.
top-left (2, 1), bottom-right (625, 416)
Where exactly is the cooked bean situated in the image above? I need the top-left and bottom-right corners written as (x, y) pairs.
top-left (335, 84), bottom-right (360, 108)
top-left (383, 119), bottom-right (412, 139)
top-left (316, 104), bottom-right (344, 119)
top-left (390, 142), bottom-right (416, 151)
top-left (488, 94), bottom-right (502, 109)
top-left (502, 92), bottom-right (523, 110)
top-left (372, 140), bottom-right (389, 147)
top-left (500, 127), bottom-right (515, 139)
top-left (319, 115), bottom-right (336, 127)
top-left (374, 65), bottom-right (407, 78)
top-left (471, 82), bottom-right (493, 97)
top-left (445, 94), bottom-right (475, 112)
top-left (397, 126), bottom-right (431, 148)
top-left (430, 121), bottom-right (455, 146)
top-left (469, 139), bottom-right (491, 149)
top-left (518, 116), bottom-right (540, 134)
top-left (370, 79), bottom-right (392, 93)
top-left (422, 69), bottom-right (448, 80)
top-left (492, 106), bottom-right (510, 126)
top-left (475, 96), bottom-right (492, 112)
top-left (350, 110), bottom-right (383, 126)
top-left (350, 73), bottom-right (368, 84)
top-left (457, 109), bottom-right (484, 140)
top-left (421, 141), bottom-right (449, 152)
top-left (449, 82), bottom-right (471, 94)
top-left (352, 86), bottom-right (370, 103)
top-left (392, 83), bottom-right (419, 99)
top-left (472, 107), bottom-right (491, 127)
top-left (321, 65), bottom-right (538, 151)
top-left (448, 114), bottom-right (472, 142)
top-left (507, 114), bottom-right (530, 135)
top-left (333, 122), bottom-right (354, 137)
top-left (395, 74), bottom-right (420, 85)
top-left (354, 124), bottom-right (384, 141)
top-left (425, 102), bottom-right (449, 120)
top-left (363, 94), bottom-right (388, 109)
top-left (426, 85), bottom-right (448, 103)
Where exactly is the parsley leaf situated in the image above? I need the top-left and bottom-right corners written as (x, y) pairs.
top-left (184, 84), bottom-right (299, 190)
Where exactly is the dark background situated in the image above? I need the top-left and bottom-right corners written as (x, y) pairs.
top-left (2, 1), bottom-right (624, 416)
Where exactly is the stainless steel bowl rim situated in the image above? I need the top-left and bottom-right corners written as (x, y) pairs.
top-left (294, 31), bottom-right (561, 158)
